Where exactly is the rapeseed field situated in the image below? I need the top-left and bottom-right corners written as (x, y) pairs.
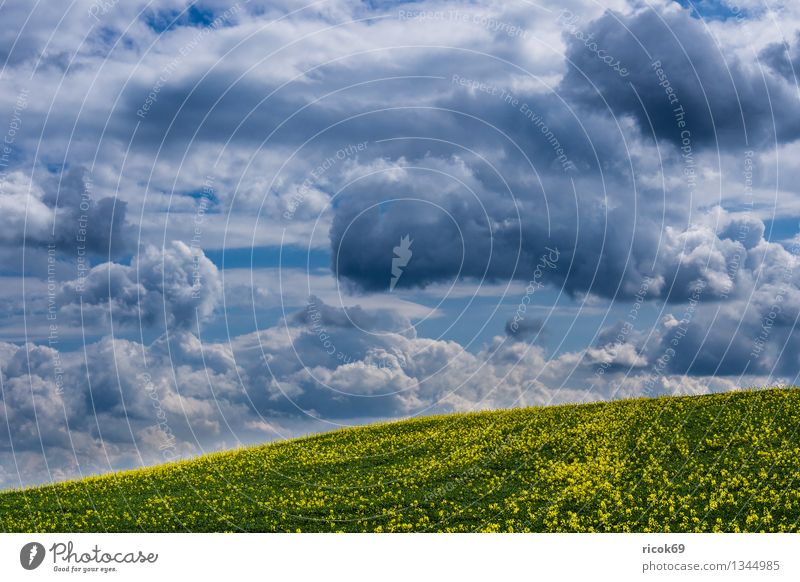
top-left (2, 388), bottom-right (799, 532)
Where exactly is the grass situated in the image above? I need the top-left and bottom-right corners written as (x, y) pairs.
top-left (2, 387), bottom-right (800, 532)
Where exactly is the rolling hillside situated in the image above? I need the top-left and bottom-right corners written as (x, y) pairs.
top-left (2, 388), bottom-right (800, 532)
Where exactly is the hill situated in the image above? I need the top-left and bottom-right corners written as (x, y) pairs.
top-left (2, 388), bottom-right (800, 532)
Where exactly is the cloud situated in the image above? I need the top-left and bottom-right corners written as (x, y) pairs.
top-left (0, 172), bottom-right (54, 244)
top-left (57, 240), bottom-right (221, 330)
top-left (0, 168), bottom-right (132, 270)
top-left (1, 0), bottom-right (800, 488)
top-left (327, 146), bottom-right (779, 306)
top-left (0, 292), bottom-right (781, 489)
top-left (504, 316), bottom-right (544, 340)
top-left (587, 233), bottom-right (800, 378)
top-left (560, 5), bottom-right (799, 149)
top-left (761, 33), bottom-right (800, 82)
top-left (44, 167), bottom-right (133, 257)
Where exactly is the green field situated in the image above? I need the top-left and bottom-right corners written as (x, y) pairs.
top-left (2, 388), bottom-right (800, 532)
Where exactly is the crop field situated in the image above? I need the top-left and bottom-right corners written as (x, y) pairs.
top-left (2, 388), bottom-right (800, 532)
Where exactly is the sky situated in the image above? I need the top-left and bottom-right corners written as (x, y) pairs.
top-left (0, 0), bottom-right (799, 488)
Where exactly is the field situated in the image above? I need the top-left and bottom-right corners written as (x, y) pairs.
top-left (2, 388), bottom-right (800, 532)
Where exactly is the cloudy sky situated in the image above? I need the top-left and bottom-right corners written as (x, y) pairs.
top-left (1, 0), bottom-right (799, 488)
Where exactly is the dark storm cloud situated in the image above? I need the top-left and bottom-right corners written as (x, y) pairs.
top-left (45, 167), bottom-right (133, 257)
top-left (327, 149), bottom-right (758, 304)
top-left (0, 167), bottom-right (131, 257)
top-left (328, 4), bottom-right (800, 308)
top-left (559, 7), bottom-right (800, 149)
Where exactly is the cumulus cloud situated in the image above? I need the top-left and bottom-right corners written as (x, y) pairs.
top-left (0, 295), bottom-right (767, 488)
top-left (57, 240), bottom-right (221, 330)
top-left (0, 168), bottom-right (132, 267)
top-left (561, 4), bottom-right (800, 148)
top-left (586, 231), bottom-right (800, 379)
top-left (1, 0), bottom-right (800, 488)
top-left (321, 4), bottom-right (798, 307)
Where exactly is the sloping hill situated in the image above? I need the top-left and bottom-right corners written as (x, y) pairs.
top-left (2, 388), bottom-right (800, 532)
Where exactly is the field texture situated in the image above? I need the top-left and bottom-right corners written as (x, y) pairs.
top-left (2, 388), bottom-right (800, 532)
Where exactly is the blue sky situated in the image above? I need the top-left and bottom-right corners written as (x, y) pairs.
top-left (674, 0), bottom-right (749, 21)
top-left (1, 0), bottom-right (799, 488)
